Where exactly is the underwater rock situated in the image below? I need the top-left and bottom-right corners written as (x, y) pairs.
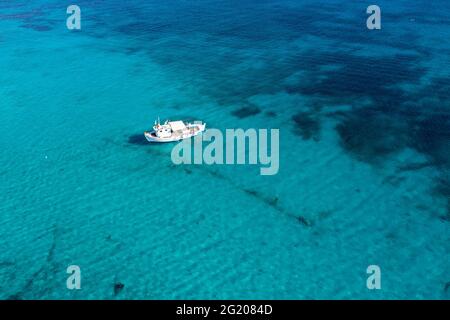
top-left (445, 282), bottom-right (450, 293)
top-left (336, 109), bottom-right (408, 163)
top-left (287, 52), bottom-right (424, 103)
top-left (382, 174), bottom-right (406, 187)
top-left (125, 47), bottom-right (141, 55)
top-left (244, 189), bottom-right (279, 209)
top-left (268, 196), bottom-right (279, 206)
top-left (0, 261), bottom-right (15, 268)
top-left (397, 161), bottom-right (433, 172)
top-left (297, 216), bottom-right (312, 227)
top-left (434, 178), bottom-right (450, 219)
top-left (7, 294), bottom-right (22, 300)
top-left (231, 106), bottom-right (261, 118)
top-left (265, 111), bottom-right (277, 117)
top-left (244, 189), bottom-right (259, 197)
top-left (21, 24), bottom-right (52, 32)
top-left (292, 112), bottom-right (320, 141)
top-left (440, 200), bottom-right (450, 222)
top-left (447, 200), bottom-right (450, 220)
top-left (114, 282), bottom-right (125, 295)
top-left (412, 114), bottom-right (450, 167)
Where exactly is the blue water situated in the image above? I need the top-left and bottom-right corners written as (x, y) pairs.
top-left (0, 0), bottom-right (449, 299)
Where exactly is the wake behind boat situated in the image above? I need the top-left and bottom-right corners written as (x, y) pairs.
top-left (144, 118), bottom-right (206, 143)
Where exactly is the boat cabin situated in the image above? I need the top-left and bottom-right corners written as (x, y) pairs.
top-left (153, 121), bottom-right (187, 138)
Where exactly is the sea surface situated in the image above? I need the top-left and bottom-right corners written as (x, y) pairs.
top-left (0, 0), bottom-right (449, 299)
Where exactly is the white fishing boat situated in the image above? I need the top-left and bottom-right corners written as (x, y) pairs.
top-left (144, 118), bottom-right (206, 143)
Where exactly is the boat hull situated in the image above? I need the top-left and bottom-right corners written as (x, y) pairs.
top-left (144, 132), bottom-right (183, 143)
top-left (144, 123), bottom-right (206, 143)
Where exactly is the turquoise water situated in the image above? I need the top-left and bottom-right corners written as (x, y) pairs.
top-left (0, 0), bottom-right (449, 299)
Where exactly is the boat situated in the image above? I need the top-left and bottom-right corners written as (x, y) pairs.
top-left (144, 118), bottom-right (206, 143)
